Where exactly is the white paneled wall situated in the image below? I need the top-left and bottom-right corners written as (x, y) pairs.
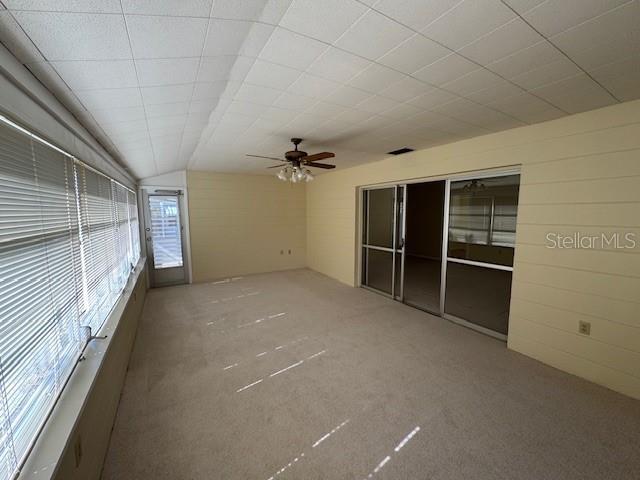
top-left (187, 171), bottom-right (306, 282)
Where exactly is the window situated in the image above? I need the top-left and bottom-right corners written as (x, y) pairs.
top-left (0, 117), bottom-right (140, 480)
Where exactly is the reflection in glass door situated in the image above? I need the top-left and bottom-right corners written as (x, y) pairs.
top-left (143, 191), bottom-right (188, 287)
top-left (361, 186), bottom-right (404, 298)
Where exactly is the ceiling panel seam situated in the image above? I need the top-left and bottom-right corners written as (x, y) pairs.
top-left (175, 0), bottom-right (216, 171)
top-left (352, 0), bottom-right (571, 115)
top-left (189, 2), bottom-right (296, 169)
top-left (118, 0), bottom-right (159, 176)
top-left (498, 0), bottom-right (621, 103)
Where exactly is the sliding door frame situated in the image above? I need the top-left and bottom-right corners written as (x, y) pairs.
top-left (398, 184), bottom-right (407, 301)
top-left (357, 166), bottom-right (520, 341)
top-left (439, 179), bottom-right (451, 316)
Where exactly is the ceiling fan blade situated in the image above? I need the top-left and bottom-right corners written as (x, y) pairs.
top-left (305, 162), bottom-right (335, 169)
top-left (267, 163), bottom-right (288, 169)
top-left (246, 154), bottom-right (283, 161)
top-left (304, 152), bottom-right (335, 162)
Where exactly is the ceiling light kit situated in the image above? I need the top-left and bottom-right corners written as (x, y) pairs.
top-left (276, 165), bottom-right (315, 183)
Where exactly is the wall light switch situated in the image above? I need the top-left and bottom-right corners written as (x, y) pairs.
top-left (578, 320), bottom-right (591, 335)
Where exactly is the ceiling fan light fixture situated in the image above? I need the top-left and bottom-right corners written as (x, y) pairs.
top-left (248, 138), bottom-right (336, 182)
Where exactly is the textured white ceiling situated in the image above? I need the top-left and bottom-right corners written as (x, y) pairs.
top-left (0, 0), bottom-right (638, 179)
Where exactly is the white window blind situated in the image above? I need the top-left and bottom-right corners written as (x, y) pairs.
top-left (127, 190), bottom-right (140, 268)
top-left (0, 117), bottom-right (140, 480)
top-left (448, 196), bottom-right (518, 247)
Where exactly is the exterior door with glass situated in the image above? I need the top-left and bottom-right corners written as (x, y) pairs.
top-left (143, 190), bottom-right (188, 287)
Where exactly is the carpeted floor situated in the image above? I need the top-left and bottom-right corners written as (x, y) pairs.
top-left (102, 269), bottom-right (640, 480)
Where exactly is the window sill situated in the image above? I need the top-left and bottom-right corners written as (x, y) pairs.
top-left (16, 258), bottom-right (147, 480)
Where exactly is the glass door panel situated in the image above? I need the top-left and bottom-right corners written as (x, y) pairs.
top-left (361, 187), bottom-right (403, 297)
top-left (362, 248), bottom-right (394, 294)
top-left (447, 175), bottom-right (519, 267)
top-left (364, 188), bottom-right (395, 248)
top-left (444, 174), bottom-right (520, 336)
top-left (444, 262), bottom-right (513, 335)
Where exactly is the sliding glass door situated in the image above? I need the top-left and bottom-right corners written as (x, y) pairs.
top-left (361, 186), bottom-right (404, 298)
top-left (360, 171), bottom-right (520, 340)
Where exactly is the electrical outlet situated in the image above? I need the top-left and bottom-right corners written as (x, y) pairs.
top-left (74, 436), bottom-right (83, 467)
top-left (578, 320), bottom-right (591, 336)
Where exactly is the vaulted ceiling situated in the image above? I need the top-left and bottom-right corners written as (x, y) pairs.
top-left (0, 0), bottom-right (638, 179)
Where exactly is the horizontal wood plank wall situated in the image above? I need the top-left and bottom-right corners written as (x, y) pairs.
top-left (187, 171), bottom-right (306, 282)
top-left (306, 99), bottom-right (640, 400)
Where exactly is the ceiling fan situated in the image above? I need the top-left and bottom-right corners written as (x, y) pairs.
top-left (247, 138), bottom-right (335, 183)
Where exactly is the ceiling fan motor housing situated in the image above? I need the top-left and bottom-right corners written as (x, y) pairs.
top-left (285, 138), bottom-right (307, 163)
top-left (285, 150), bottom-right (307, 162)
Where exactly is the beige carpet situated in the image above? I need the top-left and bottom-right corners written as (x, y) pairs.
top-left (102, 269), bottom-right (640, 480)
